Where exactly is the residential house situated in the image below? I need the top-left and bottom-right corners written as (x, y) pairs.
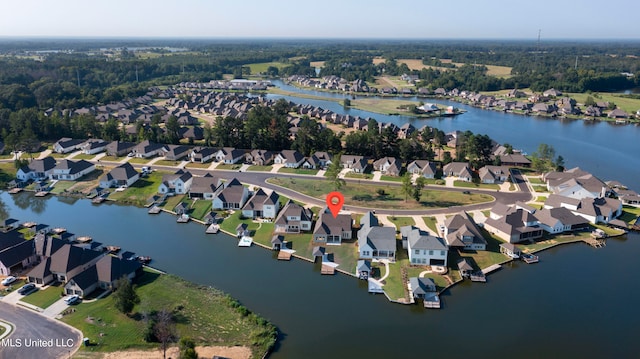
top-left (608, 108), bottom-right (629, 119)
top-left (341, 155), bottom-right (368, 173)
top-left (64, 255), bottom-right (141, 297)
top-left (483, 207), bottom-right (543, 243)
top-left (0, 240), bottom-right (37, 276)
top-left (312, 209), bottom-right (353, 245)
top-left (180, 126), bottom-right (204, 141)
top-left (478, 165), bottom-right (510, 184)
top-left (16, 157), bottom-right (57, 182)
top-left (358, 212), bottom-right (396, 260)
top-left (50, 160), bottom-right (95, 181)
top-left (312, 151), bottom-right (333, 168)
top-left (215, 147), bottom-right (245, 164)
top-left (189, 147), bottom-right (217, 163)
top-left (442, 162), bottom-right (473, 182)
top-left (544, 194), bottom-right (622, 224)
top-left (246, 149), bottom-right (274, 166)
top-left (535, 207), bottom-right (589, 234)
top-left (274, 200), bottom-right (313, 233)
top-left (401, 226), bottom-right (448, 266)
top-left (158, 170), bottom-right (193, 195)
top-left (188, 174), bottom-right (223, 199)
top-left (544, 167), bottom-right (608, 199)
top-left (212, 178), bottom-right (250, 210)
top-left (131, 140), bottom-right (166, 158)
top-left (543, 88), bottom-right (562, 97)
top-left (164, 145), bottom-right (191, 161)
top-left (27, 244), bottom-right (104, 285)
top-left (241, 189), bottom-right (280, 219)
top-left (271, 235), bottom-right (285, 250)
top-left (443, 212), bottom-right (487, 251)
top-left (497, 154), bottom-right (531, 167)
top-left (105, 141), bottom-right (137, 157)
top-left (99, 163), bottom-right (140, 188)
top-left (407, 160), bottom-right (437, 179)
top-left (80, 139), bottom-right (109, 155)
top-left (409, 277), bottom-right (437, 299)
top-left (373, 157), bottom-right (402, 176)
top-left (274, 150), bottom-right (305, 168)
top-left (53, 138), bottom-right (85, 154)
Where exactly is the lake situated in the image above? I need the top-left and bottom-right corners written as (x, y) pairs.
top-left (2, 192), bottom-right (638, 359)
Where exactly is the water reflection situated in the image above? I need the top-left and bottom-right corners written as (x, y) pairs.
top-left (10, 191), bottom-right (48, 214)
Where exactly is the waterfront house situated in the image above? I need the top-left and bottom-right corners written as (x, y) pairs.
top-left (53, 138), bottom-right (85, 154)
top-left (407, 160), bottom-right (437, 179)
top-left (27, 244), bottom-right (104, 285)
top-left (0, 240), bottom-right (37, 276)
top-left (442, 162), bottom-right (473, 182)
top-left (105, 141), bottom-right (137, 157)
top-left (246, 149), bottom-right (274, 166)
top-left (188, 174), bottom-right (223, 199)
top-left (544, 167), bottom-right (608, 200)
top-left (544, 194), bottom-right (622, 225)
top-left (215, 147), bottom-right (245, 164)
top-left (478, 165), bottom-right (510, 184)
top-left (99, 163), bottom-right (140, 188)
top-left (409, 277), bottom-right (437, 299)
top-left (164, 145), bottom-right (191, 161)
top-left (212, 178), bottom-right (250, 210)
top-left (373, 157), bottom-right (402, 176)
top-left (499, 243), bottom-right (521, 258)
top-left (80, 139), bottom-right (109, 155)
top-left (401, 226), bottom-right (448, 266)
top-left (608, 108), bottom-right (629, 119)
top-left (312, 209), bottom-right (353, 245)
top-left (274, 150), bottom-right (305, 168)
top-left (158, 170), bottom-right (193, 195)
top-left (16, 157), bottom-right (57, 182)
top-left (356, 259), bottom-right (372, 280)
top-left (534, 207), bottom-right (589, 234)
top-left (241, 188), bottom-right (280, 219)
top-left (64, 255), bottom-right (141, 297)
top-left (543, 88), bottom-right (562, 97)
top-left (483, 207), bottom-right (543, 243)
top-left (189, 147), bottom-right (217, 163)
top-left (274, 201), bottom-right (313, 233)
top-left (131, 140), bottom-right (166, 158)
top-left (358, 212), bottom-right (396, 260)
top-left (497, 154), bottom-right (531, 167)
top-left (50, 159), bottom-right (96, 181)
top-left (443, 212), bottom-right (487, 251)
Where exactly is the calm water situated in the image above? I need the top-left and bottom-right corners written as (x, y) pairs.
top-left (2, 192), bottom-right (639, 359)
top-left (270, 80), bottom-right (640, 191)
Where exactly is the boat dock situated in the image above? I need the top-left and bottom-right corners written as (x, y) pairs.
top-left (470, 272), bottom-right (487, 282)
top-left (176, 214), bottom-right (189, 223)
top-left (92, 196), bottom-right (106, 204)
top-left (34, 191), bottom-right (49, 197)
top-left (321, 264), bottom-right (336, 275)
top-left (521, 253), bottom-right (539, 264)
top-left (423, 295), bottom-right (441, 309)
top-left (238, 236), bottom-right (253, 247)
top-left (482, 264), bottom-right (502, 275)
top-left (205, 224), bottom-right (220, 234)
top-left (8, 188), bottom-right (23, 194)
top-left (583, 237), bottom-right (606, 248)
top-left (148, 206), bottom-right (161, 214)
top-left (277, 249), bottom-right (294, 261)
top-left (75, 236), bottom-right (92, 243)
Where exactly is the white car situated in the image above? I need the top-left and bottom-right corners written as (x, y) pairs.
top-left (1, 276), bottom-right (17, 286)
top-left (64, 294), bottom-right (80, 305)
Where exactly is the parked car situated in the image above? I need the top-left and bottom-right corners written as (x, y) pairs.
top-left (64, 294), bottom-right (80, 305)
top-left (1, 276), bottom-right (17, 286)
top-left (17, 283), bottom-right (36, 295)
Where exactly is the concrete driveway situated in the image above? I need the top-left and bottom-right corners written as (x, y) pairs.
top-left (0, 302), bottom-right (82, 359)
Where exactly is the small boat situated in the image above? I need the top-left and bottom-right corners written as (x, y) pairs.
top-left (104, 245), bottom-right (121, 253)
top-left (521, 253), bottom-right (539, 264)
top-left (238, 236), bottom-right (253, 247)
top-left (136, 256), bottom-right (152, 264)
top-left (76, 236), bottom-right (92, 243)
top-left (52, 227), bottom-right (67, 234)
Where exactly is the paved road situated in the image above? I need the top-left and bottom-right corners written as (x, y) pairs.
top-left (0, 302), bottom-right (82, 359)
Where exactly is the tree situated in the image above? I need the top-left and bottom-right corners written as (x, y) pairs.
top-left (401, 172), bottom-right (413, 202)
top-left (112, 276), bottom-right (139, 314)
top-left (154, 308), bottom-right (176, 359)
top-left (585, 96), bottom-right (597, 107)
top-left (343, 98), bottom-right (351, 107)
top-left (179, 337), bottom-right (198, 359)
top-left (326, 154), bottom-right (345, 190)
top-left (413, 176), bottom-right (426, 202)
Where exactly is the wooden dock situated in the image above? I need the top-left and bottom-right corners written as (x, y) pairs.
top-left (277, 251), bottom-right (293, 261)
top-left (76, 236), bottom-right (92, 243)
top-left (148, 206), bottom-right (161, 214)
top-left (583, 237), bottom-right (606, 248)
top-left (34, 191), bottom-right (49, 197)
top-left (8, 188), bottom-right (23, 194)
top-left (92, 196), bottom-right (106, 204)
top-left (521, 253), bottom-right (539, 264)
top-left (321, 264), bottom-right (336, 275)
top-left (470, 272), bottom-right (487, 282)
top-left (423, 295), bottom-right (441, 309)
top-left (205, 224), bottom-right (220, 234)
top-left (482, 264), bottom-right (502, 275)
top-left (176, 214), bottom-right (189, 223)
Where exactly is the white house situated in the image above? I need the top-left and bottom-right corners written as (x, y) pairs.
top-left (16, 157), bottom-right (57, 182)
top-left (274, 150), bottom-right (305, 168)
top-left (49, 160), bottom-right (95, 181)
top-left (214, 148), bottom-right (245, 164)
top-left (274, 200), bottom-right (313, 233)
top-left (212, 178), bottom-right (250, 209)
top-left (241, 189), bottom-right (280, 219)
top-left (358, 212), bottom-right (396, 260)
top-left (53, 138), bottom-right (85, 154)
top-left (401, 226), bottom-right (448, 266)
top-left (442, 162), bottom-right (473, 182)
top-left (80, 139), bottom-right (109, 155)
top-left (99, 163), bottom-right (140, 188)
top-left (158, 170), bottom-right (193, 195)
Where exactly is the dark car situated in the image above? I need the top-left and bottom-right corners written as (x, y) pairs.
top-left (462, 190), bottom-right (471, 194)
top-left (17, 283), bottom-right (36, 295)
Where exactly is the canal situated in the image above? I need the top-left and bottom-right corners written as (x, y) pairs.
top-left (1, 193), bottom-right (639, 359)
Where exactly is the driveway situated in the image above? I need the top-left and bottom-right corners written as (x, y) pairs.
top-left (0, 302), bottom-right (82, 359)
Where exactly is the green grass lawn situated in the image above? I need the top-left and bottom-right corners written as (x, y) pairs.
top-left (154, 159), bottom-right (182, 166)
top-left (100, 155), bottom-right (123, 162)
top-left (380, 175), bottom-right (402, 182)
top-left (567, 92), bottom-right (640, 114)
top-left (217, 164), bottom-right (243, 170)
top-left (345, 172), bottom-right (373, 179)
top-left (128, 157), bottom-right (154, 164)
top-left (20, 283), bottom-right (63, 309)
top-left (162, 194), bottom-right (186, 212)
top-left (71, 153), bottom-right (98, 160)
top-left (453, 181), bottom-right (500, 190)
top-left (527, 177), bottom-right (546, 184)
top-left (108, 171), bottom-right (166, 206)
top-left (48, 153), bottom-right (69, 158)
top-left (49, 180), bottom-right (78, 194)
top-left (531, 185), bottom-right (549, 193)
top-left (388, 216), bottom-right (415, 231)
top-left (189, 199), bottom-right (212, 220)
top-left (620, 206), bottom-right (640, 223)
top-left (536, 196), bottom-right (548, 202)
top-left (278, 167), bottom-right (319, 176)
top-left (184, 162), bottom-right (212, 169)
top-left (220, 211), bottom-right (261, 235)
top-left (268, 178), bottom-right (494, 210)
top-left (61, 270), bottom-right (276, 355)
top-left (422, 216), bottom-right (439, 234)
top-left (247, 165), bottom-right (273, 172)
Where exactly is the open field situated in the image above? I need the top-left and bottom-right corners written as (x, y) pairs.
top-left (310, 61), bottom-right (325, 68)
top-left (61, 270), bottom-right (275, 355)
top-left (246, 61), bottom-right (288, 75)
top-left (268, 178), bottom-right (494, 210)
top-left (567, 92), bottom-right (640, 114)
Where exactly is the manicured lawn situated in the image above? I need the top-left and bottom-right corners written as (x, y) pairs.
top-left (345, 172), bottom-right (373, 179)
top-left (217, 164), bottom-right (243, 170)
top-left (380, 175), bottom-right (402, 182)
top-left (422, 216), bottom-right (439, 234)
top-left (252, 222), bottom-right (275, 247)
top-left (154, 159), bottom-right (182, 166)
top-left (128, 157), bottom-right (154, 164)
top-left (278, 167), bottom-right (319, 176)
top-left (527, 177), bottom-right (546, 184)
top-left (326, 241), bottom-right (359, 274)
top-left (247, 165), bottom-right (273, 172)
top-left (620, 206), bottom-right (640, 224)
top-left (220, 211), bottom-right (261, 235)
top-left (531, 185), bottom-right (549, 192)
top-left (451, 229), bottom-right (510, 270)
top-left (48, 153), bottom-right (69, 158)
top-left (71, 153), bottom-right (98, 160)
top-left (61, 270), bottom-right (276, 355)
top-left (108, 171), bottom-right (166, 206)
top-left (453, 181), bottom-right (500, 190)
top-left (49, 180), bottom-right (78, 194)
top-left (388, 216), bottom-right (415, 231)
top-left (162, 194), bottom-right (186, 212)
top-left (189, 199), bottom-right (212, 221)
top-left (20, 283), bottom-right (63, 309)
top-left (567, 92), bottom-right (640, 114)
top-left (101, 155), bottom-right (123, 162)
top-left (268, 178), bottom-right (494, 210)
top-left (184, 162), bottom-right (212, 169)
top-left (536, 196), bottom-right (548, 202)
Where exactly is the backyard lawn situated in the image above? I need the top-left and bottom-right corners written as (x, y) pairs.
top-left (108, 171), bottom-right (166, 206)
top-left (268, 178), bottom-right (493, 210)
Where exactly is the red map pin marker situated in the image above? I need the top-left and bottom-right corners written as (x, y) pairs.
top-left (326, 192), bottom-right (345, 218)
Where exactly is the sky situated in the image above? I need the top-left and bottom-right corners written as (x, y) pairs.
top-left (1, 0), bottom-right (639, 40)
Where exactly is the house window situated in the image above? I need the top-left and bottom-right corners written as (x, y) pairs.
top-left (429, 250), bottom-right (434, 255)
top-left (414, 250), bottom-right (420, 255)
top-left (440, 251), bottom-right (445, 256)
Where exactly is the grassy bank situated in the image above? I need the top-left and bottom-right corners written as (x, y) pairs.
top-left (61, 270), bottom-right (276, 357)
